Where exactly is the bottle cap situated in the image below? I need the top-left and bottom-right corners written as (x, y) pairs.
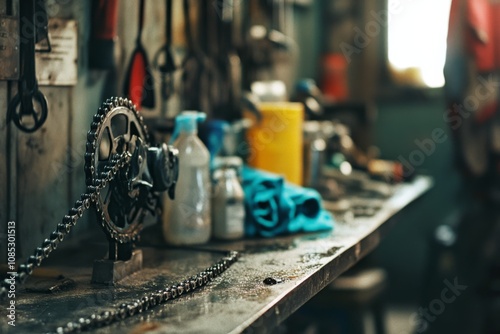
top-left (170, 111), bottom-right (206, 144)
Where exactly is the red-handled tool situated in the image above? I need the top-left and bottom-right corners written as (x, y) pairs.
top-left (123, 0), bottom-right (156, 109)
top-left (88, 0), bottom-right (119, 69)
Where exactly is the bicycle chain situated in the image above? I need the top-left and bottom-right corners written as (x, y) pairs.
top-left (0, 97), bottom-right (140, 298)
top-left (85, 97), bottom-right (151, 244)
top-left (0, 96), bottom-right (240, 332)
top-left (0, 152), bottom-right (131, 300)
top-left (56, 251), bottom-right (239, 333)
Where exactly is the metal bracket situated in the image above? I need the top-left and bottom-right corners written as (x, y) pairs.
top-left (91, 250), bottom-right (143, 285)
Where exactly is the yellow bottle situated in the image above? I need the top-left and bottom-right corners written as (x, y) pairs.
top-left (245, 102), bottom-right (304, 185)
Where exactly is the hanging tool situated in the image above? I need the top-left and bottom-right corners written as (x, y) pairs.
top-left (153, 0), bottom-right (176, 116)
top-left (219, 0), bottom-right (242, 120)
top-left (243, 0), bottom-right (272, 87)
top-left (199, 0), bottom-right (219, 117)
top-left (88, 0), bottom-right (119, 70)
top-left (7, 0), bottom-right (48, 133)
top-left (218, 0), bottom-right (260, 120)
top-left (123, 0), bottom-right (155, 109)
top-left (180, 0), bottom-right (206, 111)
top-left (206, 0), bottom-right (227, 118)
top-left (243, 0), bottom-right (294, 88)
top-left (89, 0), bottom-right (120, 100)
top-left (34, 0), bottom-right (51, 52)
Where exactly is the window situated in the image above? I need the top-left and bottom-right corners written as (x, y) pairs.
top-left (388, 0), bottom-right (452, 88)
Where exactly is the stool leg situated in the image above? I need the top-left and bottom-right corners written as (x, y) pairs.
top-left (347, 309), bottom-right (365, 334)
top-left (373, 301), bottom-right (386, 334)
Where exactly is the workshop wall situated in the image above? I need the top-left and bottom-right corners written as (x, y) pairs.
top-left (3, 1), bottom-right (84, 259)
top-left (1, 0), bottom-right (317, 261)
top-left (0, 0), bottom-right (170, 259)
top-left (0, 0), bottom-right (459, 310)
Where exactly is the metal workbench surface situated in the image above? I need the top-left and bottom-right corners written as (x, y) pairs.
top-left (1, 176), bottom-right (432, 334)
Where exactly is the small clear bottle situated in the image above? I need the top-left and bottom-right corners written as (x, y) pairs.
top-left (212, 157), bottom-right (245, 240)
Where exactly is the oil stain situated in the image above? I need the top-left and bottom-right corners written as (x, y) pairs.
top-left (263, 277), bottom-right (284, 285)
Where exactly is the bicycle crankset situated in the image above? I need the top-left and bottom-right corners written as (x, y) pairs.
top-left (85, 97), bottom-right (178, 258)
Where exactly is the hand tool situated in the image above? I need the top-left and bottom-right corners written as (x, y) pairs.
top-left (243, 0), bottom-right (294, 88)
top-left (153, 0), bottom-right (176, 115)
top-left (7, 0), bottom-right (48, 133)
top-left (34, 0), bottom-right (51, 51)
top-left (88, 0), bottom-right (119, 69)
top-left (204, 0), bottom-right (224, 118)
top-left (180, 0), bottom-right (206, 111)
top-left (123, 0), bottom-right (156, 109)
top-left (223, 0), bottom-right (243, 120)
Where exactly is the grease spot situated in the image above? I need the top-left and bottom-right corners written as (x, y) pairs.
top-left (263, 277), bottom-right (283, 285)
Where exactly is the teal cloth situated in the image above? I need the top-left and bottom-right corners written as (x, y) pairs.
top-left (241, 166), bottom-right (334, 237)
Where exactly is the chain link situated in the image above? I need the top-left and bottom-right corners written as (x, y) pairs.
top-left (55, 251), bottom-right (239, 333)
top-left (85, 97), bottom-right (152, 244)
top-left (0, 153), bottom-right (131, 300)
top-left (1, 96), bottom-right (240, 332)
top-left (0, 145), bottom-right (239, 333)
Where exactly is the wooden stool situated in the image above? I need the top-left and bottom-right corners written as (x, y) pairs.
top-left (286, 267), bottom-right (388, 334)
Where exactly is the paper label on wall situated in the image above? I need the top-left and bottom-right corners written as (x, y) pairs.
top-left (36, 19), bottom-right (78, 86)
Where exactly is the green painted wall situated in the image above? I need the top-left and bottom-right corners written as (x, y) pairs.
top-left (373, 93), bottom-right (462, 301)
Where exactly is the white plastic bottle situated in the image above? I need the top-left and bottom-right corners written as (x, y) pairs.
top-left (163, 111), bottom-right (211, 245)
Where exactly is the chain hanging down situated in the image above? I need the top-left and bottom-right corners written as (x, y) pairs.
top-left (0, 152), bottom-right (131, 299)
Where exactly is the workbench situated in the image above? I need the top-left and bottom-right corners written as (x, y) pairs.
top-left (1, 176), bottom-right (432, 334)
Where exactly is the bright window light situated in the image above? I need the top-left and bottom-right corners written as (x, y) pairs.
top-left (388, 0), bottom-right (452, 88)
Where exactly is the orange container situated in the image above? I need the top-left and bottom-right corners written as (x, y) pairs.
top-left (245, 102), bottom-right (304, 185)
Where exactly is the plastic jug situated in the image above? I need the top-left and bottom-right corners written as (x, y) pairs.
top-left (245, 102), bottom-right (304, 185)
top-left (163, 111), bottom-right (211, 245)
